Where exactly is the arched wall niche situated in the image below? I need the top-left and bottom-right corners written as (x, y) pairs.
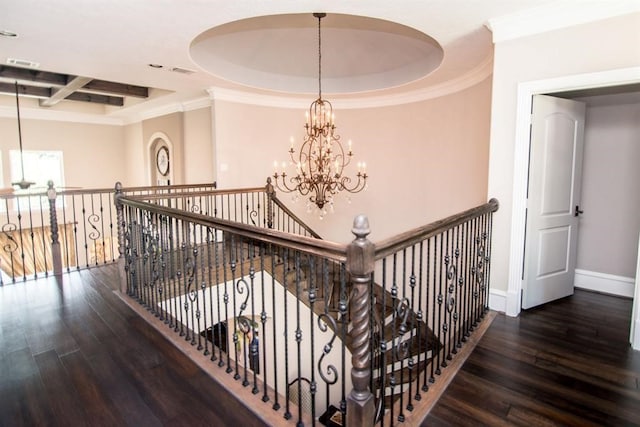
top-left (148, 131), bottom-right (174, 185)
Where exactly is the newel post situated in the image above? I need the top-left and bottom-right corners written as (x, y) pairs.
top-left (265, 177), bottom-right (275, 229)
top-left (115, 182), bottom-right (127, 293)
top-left (47, 181), bottom-right (63, 278)
top-left (347, 215), bottom-right (375, 427)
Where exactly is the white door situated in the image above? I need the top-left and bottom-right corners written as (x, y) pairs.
top-left (522, 95), bottom-right (586, 309)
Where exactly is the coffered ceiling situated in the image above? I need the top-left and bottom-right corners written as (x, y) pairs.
top-left (0, 0), bottom-right (638, 123)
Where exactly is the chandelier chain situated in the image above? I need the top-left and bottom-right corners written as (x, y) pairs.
top-left (317, 13), bottom-right (322, 99)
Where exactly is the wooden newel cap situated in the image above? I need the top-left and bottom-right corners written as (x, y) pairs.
top-left (351, 215), bottom-right (370, 238)
top-left (348, 215), bottom-right (374, 276)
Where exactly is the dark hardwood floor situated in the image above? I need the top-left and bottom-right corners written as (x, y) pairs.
top-left (2, 265), bottom-right (639, 426)
top-left (0, 265), bottom-right (267, 427)
top-left (425, 289), bottom-right (640, 426)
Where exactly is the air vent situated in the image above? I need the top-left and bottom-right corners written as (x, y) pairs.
top-left (170, 67), bottom-right (195, 75)
top-left (7, 58), bottom-right (40, 68)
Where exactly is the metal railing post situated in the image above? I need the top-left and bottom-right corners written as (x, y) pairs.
top-left (47, 180), bottom-right (63, 278)
top-left (347, 215), bottom-right (375, 427)
top-left (115, 181), bottom-right (127, 292)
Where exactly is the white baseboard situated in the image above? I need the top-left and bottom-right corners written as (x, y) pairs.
top-left (633, 319), bottom-right (640, 351)
top-left (574, 269), bottom-right (635, 298)
top-left (489, 288), bottom-right (507, 313)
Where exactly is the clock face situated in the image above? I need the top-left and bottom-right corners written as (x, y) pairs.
top-left (156, 146), bottom-right (170, 176)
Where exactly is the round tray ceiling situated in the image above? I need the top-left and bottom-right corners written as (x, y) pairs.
top-left (190, 13), bottom-right (444, 95)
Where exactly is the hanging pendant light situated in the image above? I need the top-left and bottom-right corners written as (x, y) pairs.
top-left (272, 13), bottom-right (368, 216)
top-left (11, 81), bottom-right (34, 190)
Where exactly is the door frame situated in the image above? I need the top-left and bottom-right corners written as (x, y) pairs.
top-left (506, 66), bottom-right (640, 321)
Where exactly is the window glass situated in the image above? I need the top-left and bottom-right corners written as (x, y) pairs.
top-left (9, 150), bottom-right (64, 210)
top-left (10, 150), bottom-right (64, 190)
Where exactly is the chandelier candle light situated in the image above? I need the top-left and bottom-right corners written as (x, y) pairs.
top-left (272, 12), bottom-right (368, 215)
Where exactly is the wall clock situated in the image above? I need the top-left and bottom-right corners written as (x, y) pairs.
top-left (156, 146), bottom-right (170, 176)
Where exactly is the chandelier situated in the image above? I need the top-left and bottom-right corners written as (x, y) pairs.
top-left (272, 12), bottom-right (367, 213)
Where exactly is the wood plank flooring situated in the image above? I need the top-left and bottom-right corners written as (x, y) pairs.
top-left (425, 289), bottom-right (640, 426)
top-left (0, 265), bottom-right (267, 427)
top-left (2, 265), bottom-right (639, 426)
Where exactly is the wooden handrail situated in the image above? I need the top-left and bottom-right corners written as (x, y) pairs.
top-left (0, 182), bottom-right (219, 200)
top-left (374, 198), bottom-right (499, 260)
top-left (119, 195), bottom-right (348, 262)
top-left (125, 186), bottom-right (265, 201)
top-left (120, 182), bottom-right (217, 193)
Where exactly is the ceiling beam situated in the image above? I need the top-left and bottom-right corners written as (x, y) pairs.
top-left (40, 76), bottom-right (93, 107)
top-left (0, 64), bottom-right (146, 107)
top-left (83, 79), bottom-right (149, 98)
top-left (0, 82), bottom-right (124, 106)
top-left (65, 91), bottom-right (124, 106)
top-left (0, 65), bottom-right (69, 85)
top-left (0, 82), bottom-right (51, 98)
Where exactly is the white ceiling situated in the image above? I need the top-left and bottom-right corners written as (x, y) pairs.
top-left (1, 0), bottom-right (638, 123)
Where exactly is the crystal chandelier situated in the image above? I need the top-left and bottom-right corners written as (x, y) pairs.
top-left (272, 13), bottom-right (368, 213)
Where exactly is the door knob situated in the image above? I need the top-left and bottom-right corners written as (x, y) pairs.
top-left (574, 206), bottom-right (584, 217)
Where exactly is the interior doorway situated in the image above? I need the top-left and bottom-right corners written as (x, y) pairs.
top-left (506, 68), bottom-right (640, 348)
top-left (523, 91), bottom-right (640, 309)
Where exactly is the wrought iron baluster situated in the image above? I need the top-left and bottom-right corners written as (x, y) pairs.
top-left (339, 263), bottom-right (348, 418)
top-left (108, 192), bottom-right (115, 264)
top-left (258, 243), bottom-right (269, 401)
top-left (222, 232), bottom-right (232, 373)
top-left (421, 239), bottom-right (430, 393)
top-left (406, 244), bottom-right (417, 412)
top-left (485, 211), bottom-right (495, 316)
top-left (462, 222), bottom-right (471, 343)
top-left (282, 249), bottom-right (291, 419)
top-left (270, 248), bottom-right (280, 411)
top-left (214, 227), bottom-right (224, 364)
top-left (434, 233), bottom-right (442, 375)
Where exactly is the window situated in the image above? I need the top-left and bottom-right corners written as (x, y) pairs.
top-left (9, 150), bottom-right (64, 211)
top-left (10, 150), bottom-right (64, 191)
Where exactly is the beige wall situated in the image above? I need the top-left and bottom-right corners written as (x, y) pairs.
top-left (123, 121), bottom-right (145, 186)
top-left (184, 107), bottom-right (215, 184)
top-left (214, 77), bottom-right (492, 243)
top-left (577, 99), bottom-right (640, 278)
top-left (0, 117), bottom-right (125, 189)
top-left (488, 13), bottom-right (640, 306)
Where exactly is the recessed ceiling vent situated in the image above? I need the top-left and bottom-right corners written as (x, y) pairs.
top-left (7, 58), bottom-right (40, 68)
top-left (170, 67), bottom-right (195, 75)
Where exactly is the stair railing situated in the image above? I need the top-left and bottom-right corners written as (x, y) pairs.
top-left (371, 198), bottom-right (499, 424)
top-left (115, 179), bottom-right (498, 427)
top-left (0, 181), bottom-right (217, 285)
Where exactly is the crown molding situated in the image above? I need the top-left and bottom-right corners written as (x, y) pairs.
top-left (120, 96), bottom-right (213, 125)
top-left (487, 1), bottom-right (640, 43)
top-left (182, 96), bottom-right (211, 111)
top-left (0, 105), bottom-right (124, 126)
top-left (0, 58), bottom-right (492, 125)
top-left (207, 57), bottom-right (493, 110)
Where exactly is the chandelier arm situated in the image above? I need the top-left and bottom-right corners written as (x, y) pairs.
top-left (338, 174), bottom-right (368, 193)
top-left (273, 173), bottom-right (298, 193)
